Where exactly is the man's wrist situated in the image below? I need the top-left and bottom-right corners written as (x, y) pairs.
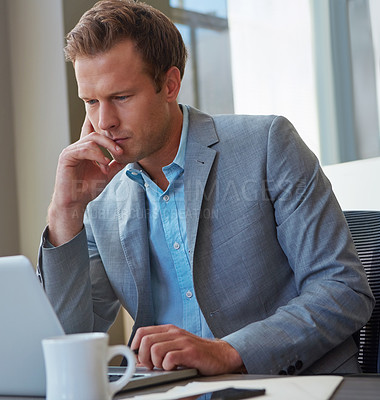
top-left (47, 203), bottom-right (85, 247)
top-left (218, 340), bottom-right (246, 373)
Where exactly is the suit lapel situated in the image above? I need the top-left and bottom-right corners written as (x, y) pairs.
top-left (115, 171), bottom-right (154, 328)
top-left (185, 107), bottom-right (219, 266)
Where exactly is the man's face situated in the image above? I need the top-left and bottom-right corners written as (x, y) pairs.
top-left (75, 39), bottom-right (179, 167)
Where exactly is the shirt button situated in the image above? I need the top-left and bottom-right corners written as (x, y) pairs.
top-left (144, 183), bottom-right (149, 189)
top-left (131, 171), bottom-right (138, 176)
top-left (186, 290), bottom-right (193, 298)
top-left (173, 242), bottom-right (180, 250)
top-left (163, 194), bottom-right (170, 202)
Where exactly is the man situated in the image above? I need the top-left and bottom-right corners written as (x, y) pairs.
top-left (39, 0), bottom-right (374, 376)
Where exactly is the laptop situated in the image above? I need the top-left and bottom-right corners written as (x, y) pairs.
top-left (0, 255), bottom-right (198, 396)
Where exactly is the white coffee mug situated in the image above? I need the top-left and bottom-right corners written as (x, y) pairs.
top-left (42, 332), bottom-right (136, 400)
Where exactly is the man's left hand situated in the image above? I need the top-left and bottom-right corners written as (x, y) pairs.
top-left (130, 324), bottom-right (245, 375)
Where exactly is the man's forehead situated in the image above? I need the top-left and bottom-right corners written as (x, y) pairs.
top-left (75, 60), bottom-right (154, 100)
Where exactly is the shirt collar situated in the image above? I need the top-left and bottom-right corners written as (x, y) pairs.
top-left (171, 104), bottom-right (188, 170)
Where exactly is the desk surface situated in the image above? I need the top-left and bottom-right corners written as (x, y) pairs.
top-left (1, 374), bottom-right (379, 399)
top-left (330, 376), bottom-right (380, 400)
top-left (116, 374), bottom-right (380, 400)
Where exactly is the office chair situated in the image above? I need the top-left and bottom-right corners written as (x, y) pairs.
top-left (343, 210), bottom-right (380, 373)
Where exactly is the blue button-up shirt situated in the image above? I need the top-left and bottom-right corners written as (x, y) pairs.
top-left (126, 105), bottom-right (213, 339)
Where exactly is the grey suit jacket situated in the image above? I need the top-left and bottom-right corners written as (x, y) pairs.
top-left (40, 106), bottom-right (374, 375)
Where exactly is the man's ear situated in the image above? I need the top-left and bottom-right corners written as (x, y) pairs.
top-left (164, 66), bottom-right (182, 103)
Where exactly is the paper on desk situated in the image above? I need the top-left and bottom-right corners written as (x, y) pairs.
top-left (124, 375), bottom-right (343, 400)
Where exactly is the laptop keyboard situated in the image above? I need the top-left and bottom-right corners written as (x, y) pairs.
top-left (108, 373), bottom-right (145, 382)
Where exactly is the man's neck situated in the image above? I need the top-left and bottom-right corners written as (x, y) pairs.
top-left (139, 104), bottom-right (183, 191)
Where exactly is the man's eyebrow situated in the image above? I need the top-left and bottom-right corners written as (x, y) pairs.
top-left (79, 89), bottom-right (133, 100)
top-left (109, 89), bottom-right (132, 96)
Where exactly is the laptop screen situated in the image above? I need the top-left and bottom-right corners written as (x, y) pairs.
top-left (0, 255), bottom-right (65, 396)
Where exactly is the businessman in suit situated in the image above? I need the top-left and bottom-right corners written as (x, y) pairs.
top-left (39, 0), bottom-right (374, 376)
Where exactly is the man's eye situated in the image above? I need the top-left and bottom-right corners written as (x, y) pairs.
top-left (85, 99), bottom-right (98, 105)
top-left (115, 95), bottom-right (129, 101)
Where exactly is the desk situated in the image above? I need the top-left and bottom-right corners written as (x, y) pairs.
top-left (116, 374), bottom-right (378, 400)
top-left (1, 375), bottom-right (379, 399)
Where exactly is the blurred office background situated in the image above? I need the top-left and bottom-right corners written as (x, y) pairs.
top-left (1, 0), bottom-right (380, 343)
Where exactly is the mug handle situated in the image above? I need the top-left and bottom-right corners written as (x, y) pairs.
top-left (107, 345), bottom-right (136, 396)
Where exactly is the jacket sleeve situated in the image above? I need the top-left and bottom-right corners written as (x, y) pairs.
top-left (222, 116), bottom-right (375, 374)
top-left (37, 225), bottom-right (120, 334)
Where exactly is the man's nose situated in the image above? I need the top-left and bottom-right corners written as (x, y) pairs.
top-left (98, 103), bottom-right (119, 134)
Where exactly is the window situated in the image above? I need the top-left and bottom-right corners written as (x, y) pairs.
top-left (170, 0), bottom-right (320, 158)
top-left (149, 0), bottom-right (380, 165)
top-left (170, 0), bottom-right (234, 114)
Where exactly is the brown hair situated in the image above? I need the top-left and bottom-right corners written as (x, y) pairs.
top-left (64, 0), bottom-right (187, 92)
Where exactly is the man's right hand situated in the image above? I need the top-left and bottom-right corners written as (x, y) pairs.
top-left (47, 116), bottom-right (126, 247)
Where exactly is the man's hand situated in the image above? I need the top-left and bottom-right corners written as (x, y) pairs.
top-left (130, 325), bottom-right (245, 376)
top-left (47, 116), bottom-right (126, 246)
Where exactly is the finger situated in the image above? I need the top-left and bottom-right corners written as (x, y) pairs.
top-left (80, 115), bottom-right (95, 139)
top-left (94, 160), bottom-right (110, 175)
top-left (130, 325), bottom-right (177, 354)
top-left (66, 141), bottom-right (111, 167)
top-left (138, 332), bottom-right (175, 369)
top-left (160, 343), bottom-right (206, 373)
top-left (162, 348), bottom-right (189, 371)
top-left (64, 134), bottom-right (122, 169)
top-left (147, 334), bottom-right (201, 371)
top-left (106, 159), bottom-right (127, 179)
top-left (163, 340), bottom-right (242, 376)
top-left (80, 132), bottom-right (123, 159)
top-left (147, 335), bottom-right (223, 374)
top-left (150, 339), bottom-right (185, 370)
top-left (133, 326), bottom-right (183, 369)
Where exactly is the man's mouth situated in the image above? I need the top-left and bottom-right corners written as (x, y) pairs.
top-left (114, 137), bottom-right (129, 145)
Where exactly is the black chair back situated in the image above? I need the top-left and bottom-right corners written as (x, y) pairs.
top-left (344, 210), bottom-right (380, 373)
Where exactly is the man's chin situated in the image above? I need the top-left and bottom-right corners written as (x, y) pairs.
top-left (111, 154), bottom-right (135, 166)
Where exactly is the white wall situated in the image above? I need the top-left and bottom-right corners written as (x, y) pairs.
top-left (323, 157), bottom-right (380, 211)
top-left (0, 0), bottom-right (129, 346)
top-left (0, 0), bottom-right (19, 256)
top-left (6, 0), bottom-right (71, 263)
